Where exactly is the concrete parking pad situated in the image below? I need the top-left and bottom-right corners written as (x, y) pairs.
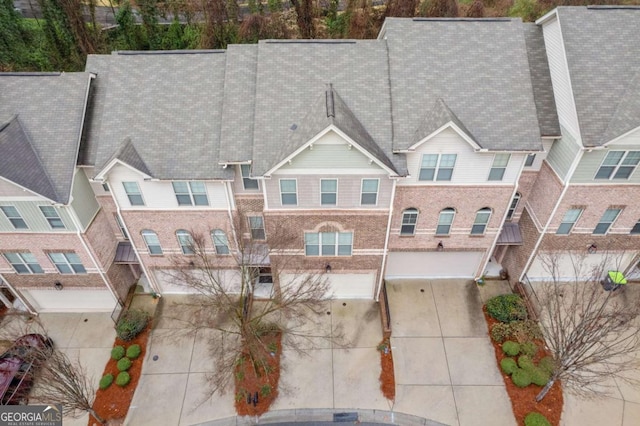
top-left (444, 338), bottom-right (503, 385)
top-left (394, 385), bottom-right (458, 426)
top-left (386, 280), bottom-right (441, 337)
top-left (332, 347), bottom-right (389, 410)
top-left (623, 401), bottom-right (640, 426)
top-left (180, 373), bottom-right (236, 426)
top-left (331, 300), bottom-right (381, 348)
top-left (36, 313), bottom-right (83, 348)
top-left (127, 373), bottom-right (189, 426)
top-left (561, 393), bottom-right (624, 426)
top-left (392, 337), bottom-right (450, 385)
top-left (430, 281), bottom-right (487, 337)
top-left (453, 385), bottom-right (516, 426)
top-left (67, 312), bottom-right (116, 348)
top-left (144, 328), bottom-right (195, 374)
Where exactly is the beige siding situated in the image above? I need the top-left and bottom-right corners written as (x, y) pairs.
top-left (0, 178), bottom-right (32, 197)
top-left (70, 168), bottom-right (100, 230)
top-left (233, 165), bottom-right (261, 194)
top-left (546, 129), bottom-right (580, 181)
top-left (571, 144), bottom-right (640, 184)
top-left (0, 201), bottom-right (76, 233)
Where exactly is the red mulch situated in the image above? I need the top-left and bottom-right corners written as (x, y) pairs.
top-left (234, 333), bottom-right (281, 416)
top-left (88, 324), bottom-right (151, 426)
top-left (483, 307), bottom-right (563, 426)
top-left (378, 339), bottom-right (395, 401)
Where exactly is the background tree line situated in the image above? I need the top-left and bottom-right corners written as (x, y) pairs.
top-left (1, 0), bottom-right (637, 72)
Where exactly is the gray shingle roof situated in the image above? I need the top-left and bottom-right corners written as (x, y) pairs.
top-left (522, 23), bottom-right (561, 138)
top-left (0, 72), bottom-right (92, 204)
top-left (105, 138), bottom-right (153, 177)
top-left (413, 98), bottom-right (478, 147)
top-left (81, 55), bottom-right (112, 166)
top-left (555, 6), bottom-right (640, 146)
top-left (383, 18), bottom-right (543, 152)
top-left (92, 51), bottom-right (233, 180)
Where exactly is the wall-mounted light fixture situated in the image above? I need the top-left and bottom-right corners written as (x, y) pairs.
top-left (54, 281), bottom-right (63, 291)
top-left (587, 244), bottom-right (597, 254)
top-left (437, 241), bottom-right (444, 252)
top-left (325, 263), bottom-right (332, 274)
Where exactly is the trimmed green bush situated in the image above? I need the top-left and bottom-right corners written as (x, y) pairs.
top-left (126, 344), bottom-right (142, 359)
top-left (502, 341), bottom-right (521, 357)
top-left (500, 357), bottom-right (518, 375)
top-left (99, 373), bottom-right (114, 390)
top-left (518, 354), bottom-right (535, 371)
top-left (538, 356), bottom-right (555, 375)
top-left (111, 345), bottom-right (125, 360)
top-left (520, 341), bottom-right (538, 358)
top-left (512, 368), bottom-right (532, 388)
top-left (115, 371), bottom-right (131, 387)
top-left (490, 322), bottom-right (511, 343)
top-left (116, 309), bottom-right (149, 341)
top-left (490, 320), bottom-right (543, 344)
top-left (117, 357), bottom-right (132, 372)
top-left (524, 412), bottom-right (552, 426)
top-left (486, 294), bottom-right (528, 323)
top-left (530, 367), bottom-right (550, 386)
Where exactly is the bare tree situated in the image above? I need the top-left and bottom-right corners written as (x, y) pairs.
top-left (527, 251), bottom-right (640, 401)
top-left (290, 0), bottom-right (316, 38)
top-left (385, 0), bottom-right (419, 17)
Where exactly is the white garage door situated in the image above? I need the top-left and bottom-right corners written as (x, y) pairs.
top-left (385, 251), bottom-right (483, 278)
top-left (21, 289), bottom-right (117, 312)
top-left (527, 251), bottom-right (636, 282)
top-left (280, 272), bottom-right (376, 299)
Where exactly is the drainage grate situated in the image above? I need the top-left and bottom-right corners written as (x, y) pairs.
top-left (333, 412), bottom-right (358, 422)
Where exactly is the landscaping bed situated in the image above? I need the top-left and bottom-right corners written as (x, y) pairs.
top-left (378, 338), bottom-right (395, 401)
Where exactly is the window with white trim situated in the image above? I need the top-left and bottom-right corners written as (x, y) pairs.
top-left (506, 193), bottom-right (521, 221)
top-left (48, 252), bottom-right (86, 274)
top-left (436, 208), bottom-right (456, 235)
top-left (39, 206), bottom-right (65, 229)
top-left (525, 154), bottom-right (536, 167)
top-left (0, 206), bottom-right (28, 229)
top-left (556, 208), bottom-right (582, 235)
top-left (320, 179), bottom-right (337, 205)
top-left (471, 208), bottom-right (491, 235)
top-left (142, 230), bottom-right (162, 255)
top-left (212, 229), bottom-right (230, 254)
top-left (248, 216), bottom-right (266, 240)
top-left (172, 181), bottom-right (209, 206)
top-left (419, 154), bottom-right (457, 181)
top-left (176, 230), bottom-right (195, 254)
top-left (400, 208), bottom-right (418, 236)
top-left (241, 165), bottom-right (259, 190)
top-left (280, 179), bottom-right (297, 205)
top-left (3, 253), bottom-right (43, 274)
top-left (595, 151), bottom-right (640, 180)
top-left (631, 220), bottom-right (640, 235)
top-left (488, 154), bottom-right (511, 181)
top-left (304, 232), bottom-right (352, 256)
top-left (593, 208), bottom-right (621, 235)
top-left (122, 182), bottom-right (144, 206)
top-left (116, 215), bottom-right (128, 240)
top-left (361, 179), bottom-right (379, 205)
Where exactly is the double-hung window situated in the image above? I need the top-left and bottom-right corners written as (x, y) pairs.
top-left (280, 179), bottom-right (297, 205)
top-left (320, 179), bottom-right (337, 205)
top-left (593, 208), bottom-right (621, 235)
top-left (506, 193), bottom-right (521, 221)
top-left (123, 182), bottom-right (144, 206)
top-left (436, 208), bottom-right (456, 235)
top-left (488, 154), bottom-right (511, 181)
top-left (471, 208), bottom-right (491, 235)
top-left (176, 230), bottom-right (195, 254)
top-left (212, 230), bottom-right (230, 254)
top-left (142, 230), bottom-right (162, 255)
top-left (400, 208), bottom-right (418, 236)
top-left (248, 216), bottom-right (266, 240)
top-left (631, 220), bottom-right (640, 235)
top-left (304, 232), bottom-right (352, 256)
top-left (595, 151), bottom-right (640, 180)
top-left (361, 179), bottom-right (379, 205)
top-left (173, 181), bottom-right (209, 206)
top-left (4, 253), bottom-right (43, 274)
top-left (419, 154), bottom-right (457, 181)
top-left (39, 206), bottom-right (65, 229)
top-left (525, 154), bottom-right (536, 167)
top-left (0, 206), bottom-right (27, 229)
top-left (556, 209), bottom-right (582, 235)
top-left (241, 165), bottom-right (259, 190)
top-left (49, 252), bottom-right (86, 274)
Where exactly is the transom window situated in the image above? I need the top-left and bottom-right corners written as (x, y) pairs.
top-left (400, 208), bottom-right (418, 236)
top-left (0, 206), bottom-right (27, 229)
top-left (304, 232), bottom-right (353, 256)
top-left (525, 154), bottom-right (536, 167)
top-left (361, 179), bottom-right (379, 205)
top-left (280, 179), bottom-right (297, 205)
top-left (3, 253), bottom-right (43, 274)
top-left (471, 208), bottom-right (492, 235)
top-left (212, 230), bottom-right (230, 254)
top-left (320, 179), bottom-right (337, 205)
top-left (172, 181), bottom-right (209, 206)
top-left (436, 208), bottom-right (456, 235)
top-left (595, 151), bottom-right (640, 180)
top-left (488, 154), bottom-right (511, 181)
top-left (48, 252), bottom-right (86, 274)
top-left (176, 230), bottom-right (195, 254)
top-left (39, 206), bottom-right (65, 229)
top-left (631, 220), bottom-right (640, 235)
top-left (419, 154), bottom-right (457, 181)
top-left (122, 182), bottom-right (144, 206)
top-left (593, 208), bottom-right (622, 235)
top-left (241, 165), bottom-right (259, 190)
top-left (248, 216), bottom-right (266, 240)
top-left (142, 230), bottom-right (162, 255)
top-left (506, 193), bottom-right (521, 221)
top-left (557, 208), bottom-right (582, 235)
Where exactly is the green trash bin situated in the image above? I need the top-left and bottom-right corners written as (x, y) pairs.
top-left (601, 271), bottom-right (627, 291)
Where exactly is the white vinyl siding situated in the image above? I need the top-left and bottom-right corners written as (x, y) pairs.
top-left (556, 208), bottom-right (582, 235)
top-left (0, 202), bottom-right (76, 233)
top-left (525, 154), bottom-right (536, 167)
top-left (546, 129), bottom-right (581, 181)
top-left (70, 168), bottom-right (100, 230)
top-left (572, 145), bottom-right (640, 184)
top-left (172, 181), bottom-right (209, 206)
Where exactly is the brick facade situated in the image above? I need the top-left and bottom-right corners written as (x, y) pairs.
top-left (501, 208), bottom-right (542, 286)
top-left (525, 161), bottom-right (564, 229)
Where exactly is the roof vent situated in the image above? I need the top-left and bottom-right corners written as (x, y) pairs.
top-left (326, 83), bottom-right (335, 118)
top-left (290, 124), bottom-right (297, 131)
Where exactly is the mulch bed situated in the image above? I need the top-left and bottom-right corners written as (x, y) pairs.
top-left (234, 333), bottom-right (282, 417)
top-left (378, 338), bottom-right (395, 401)
top-left (89, 324), bottom-right (151, 426)
top-left (483, 307), bottom-right (563, 426)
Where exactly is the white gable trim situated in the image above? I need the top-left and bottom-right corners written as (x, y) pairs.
top-left (407, 122), bottom-right (482, 152)
top-left (264, 125), bottom-right (397, 177)
top-left (602, 124), bottom-right (640, 147)
top-left (94, 159), bottom-right (152, 181)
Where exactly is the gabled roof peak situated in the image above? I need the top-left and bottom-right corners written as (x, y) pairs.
top-left (411, 98), bottom-right (479, 149)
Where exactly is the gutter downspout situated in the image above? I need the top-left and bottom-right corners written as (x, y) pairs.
top-left (224, 180), bottom-right (240, 254)
top-left (375, 177), bottom-right (397, 302)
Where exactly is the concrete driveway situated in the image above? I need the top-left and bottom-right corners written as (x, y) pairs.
top-left (386, 279), bottom-right (516, 426)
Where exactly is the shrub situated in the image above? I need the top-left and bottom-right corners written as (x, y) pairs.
top-left (99, 374), bottom-right (114, 390)
top-left (530, 367), bottom-right (550, 386)
top-left (490, 322), bottom-right (511, 343)
top-left (520, 341), bottom-right (538, 358)
top-left (111, 345), bottom-right (125, 360)
top-left (115, 371), bottom-right (131, 387)
top-left (260, 384), bottom-right (272, 397)
top-left (500, 357), bottom-right (518, 375)
top-left (486, 294), bottom-right (528, 323)
top-left (117, 357), bottom-right (132, 372)
top-left (524, 412), bottom-right (552, 426)
top-left (538, 356), bottom-right (555, 375)
top-left (512, 368), bottom-right (532, 388)
top-left (126, 344), bottom-right (142, 359)
top-left (490, 320), bottom-right (543, 344)
top-left (116, 309), bottom-right (149, 341)
top-left (502, 341), bottom-right (521, 357)
top-left (518, 354), bottom-right (535, 371)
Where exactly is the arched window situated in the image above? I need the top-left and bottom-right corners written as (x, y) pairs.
top-left (471, 208), bottom-right (492, 235)
top-left (211, 230), bottom-right (230, 255)
top-left (506, 193), bottom-right (521, 221)
top-left (142, 230), bottom-right (162, 255)
top-left (176, 230), bottom-right (194, 255)
top-left (400, 208), bottom-right (419, 236)
top-left (436, 208), bottom-right (456, 235)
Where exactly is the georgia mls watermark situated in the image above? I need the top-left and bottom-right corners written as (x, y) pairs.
top-left (0, 405), bottom-right (62, 426)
